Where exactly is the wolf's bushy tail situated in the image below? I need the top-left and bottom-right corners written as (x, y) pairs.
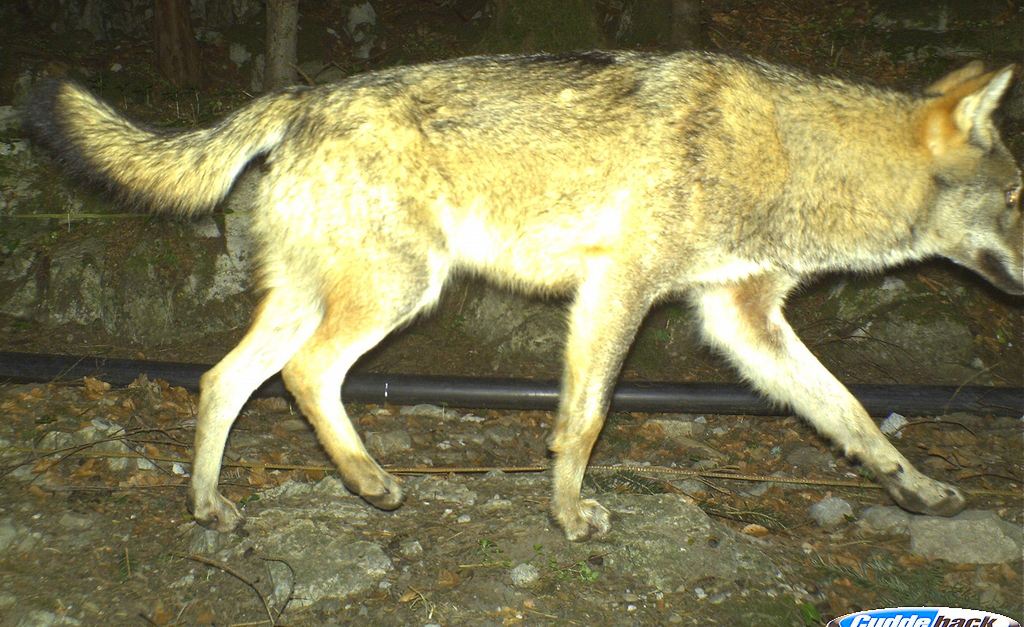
top-left (24, 79), bottom-right (307, 216)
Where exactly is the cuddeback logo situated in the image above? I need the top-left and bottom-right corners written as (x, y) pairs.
top-left (828, 607), bottom-right (1021, 627)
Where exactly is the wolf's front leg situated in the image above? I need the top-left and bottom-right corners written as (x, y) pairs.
top-left (548, 260), bottom-right (655, 541)
top-left (695, 276), bottom-right (966, 517)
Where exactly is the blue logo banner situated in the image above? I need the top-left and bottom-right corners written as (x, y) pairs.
top-left (828, 607), bottom-right (1021, 627)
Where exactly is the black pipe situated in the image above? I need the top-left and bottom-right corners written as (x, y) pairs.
top-left (0, 351), bottom-right (1020, 417)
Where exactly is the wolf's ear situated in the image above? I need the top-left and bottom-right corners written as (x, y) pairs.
top-left (921, 65), bottom-right (1017, 155)
top-left (952, 64), bottom-right (1016, 131)
top-left (925, 60), bottom-right (986, 96)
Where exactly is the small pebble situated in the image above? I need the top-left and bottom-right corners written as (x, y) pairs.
top-left (880, 412), bottom-right (907, 437)
top-left (810, 496), bottom-right (854, 530)
top-left (510, 563), bottom-right (540, 588)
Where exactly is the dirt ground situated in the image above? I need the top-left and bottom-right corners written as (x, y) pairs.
top-left (0, 374), bottom-right (1021, 626)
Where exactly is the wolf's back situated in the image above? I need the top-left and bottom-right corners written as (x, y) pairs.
top-left (24, 79), bottom-right (307, 216)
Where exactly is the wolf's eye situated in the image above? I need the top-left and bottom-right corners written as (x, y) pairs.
top-left (1007, 186), bottom-right (1021, 208)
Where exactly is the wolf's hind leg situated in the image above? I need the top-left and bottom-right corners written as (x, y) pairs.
top-left (549, 260), bottom-right (653, 541)
top-left (189, 288), bottom-right (322, 532)
top-left (695, 276), bottom-right (966, 517)
top-left (281, 261), bottom-right (445, 511)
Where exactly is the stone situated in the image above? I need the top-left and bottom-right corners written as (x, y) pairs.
top-left (365, 429), bottom-right (413, 457)
top-left (909, 510), bottom-right (1023, 564)
top-left (510, 563), bottom-right (540, 587)
top-left (399, 404), bottom-right (454, 420)
top-left (646, 416), bottom-right (707, 439)
top-left (594, 494), bottom-right (781, 593)
top-left (858, 506), bottom-right (912, 536)
top-left (810, 497), bottom-right (854, 530)
top-left (419, 479), bottom-right (478, 506)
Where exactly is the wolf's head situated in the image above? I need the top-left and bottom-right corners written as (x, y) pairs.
top-left (920, 63), bottom-right (1023, 295)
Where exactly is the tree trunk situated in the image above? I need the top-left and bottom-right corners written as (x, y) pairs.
top-left (670, 0), bottom-right (701, 49)
top-left (154, 0), bottom-right (201, 87)
top-left (265, 0), bottom-right (299, 91)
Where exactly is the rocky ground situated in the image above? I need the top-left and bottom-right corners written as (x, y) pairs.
top-left (0, 375), bottom-right (1020, 626)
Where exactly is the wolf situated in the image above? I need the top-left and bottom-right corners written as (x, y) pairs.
top-left (24, 51), bottom-right (1022, 541)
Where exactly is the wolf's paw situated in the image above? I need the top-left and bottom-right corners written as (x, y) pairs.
top-left (556, 498), bottom-right (611, 542)
top-left (350, 470), bottom-right (405, 511)
top-left (878, 467), bottom-right (966, 517)
top-left (187, 491), bottom-right (245, 533)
